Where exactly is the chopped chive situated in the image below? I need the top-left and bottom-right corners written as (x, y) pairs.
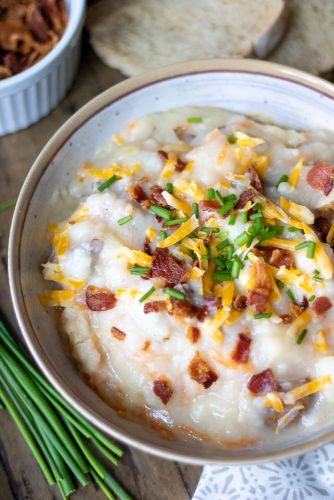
top-left (130, 266), bottom-right (150, 277)
top-left (227, 133), bottom-right (237, 144)
top-left (307, 241), bottom-right (316, 258)
top-left (276, 174), bottom-right (289, 188)
top-left (249, 213), bottom-right (263, 221)
top-left (216, 239), bottom-right (229, 251)
top-left (241, 211), bottom-right (248, 223)
top-left (296, 329), bottom-right (308, 345)
top-left (234, 232), bottom-right (249, 247)
top-left (160, 230), bottom-right (168, 240)
top-left (214, 256), bottom-right (226, 269)
top-left (254, 313), bottom-right (272, 319)
top-left (164, 217), bottom-right (188, 226)
top-left (218, 200), bottom-right (234, 216)
top-left (212, 271), bottom-right (233, 281)
top-left (97, 175), bottom-right (119, 192)
top-left (228, 214), bottom-right (237, 225)
top-left (117, 215), bottom-right (133, 225)
top-left (200, 227), bottom-right (220, 233)
top-left (286, 289), bottom-right (295, 302)
top-left (252, 202), bottom-right (263, 212)
top-left (150, 204), bottom-right (174, 220)
top-left (313, 269), bottom-right (320, 276)
top-left (192, 202), bottom-right (199, 218)
top-left (187, 232), bottom-right (198, 238)
top-left (308, 294), bottom-right (316, 302)
top-left (203, 245), bottom-right (211, 260)
top-left (313, 277), bottom-right (323, 283)
top-left (223, 194), bottom-right (237, 203)
top-left (166, 183), bottom-right (173, 194)
top-left (231, 261), bottom-right (241, 279)
top-left (187, 116), bottom-right (203, 123)
top-left (0, 197), bottom-right (17, 213)
top-left (295, 240), bottom-right (316, 258)
top-left (288, 226), bottom-right (301, 233)
top-left (188, 249), bottom-right (197, 260)
top-left (207, 188), bottom-right (215, 200)
top-left (215, 190), bottom-right (225, 206)
top-left (276, 280), bottom-right (284, 289)
top-left (217, 231), bottom-right (229, 239)
top-left (139, 287), bottom-right (156, 303)
top-left (163, 288), bottom-right (186, 300)
top-left (226, 245), bottom-right (234, 259)
top-left (234, 255), bottom-right (245, 269)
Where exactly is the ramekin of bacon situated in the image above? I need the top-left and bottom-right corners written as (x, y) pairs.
top-left (0, 0), bottom-right (85, 135)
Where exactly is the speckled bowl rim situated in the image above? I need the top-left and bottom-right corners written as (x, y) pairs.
top-left (9, 59), bottom-right (334, 465)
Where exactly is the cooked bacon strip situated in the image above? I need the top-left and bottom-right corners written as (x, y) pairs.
top-left (312, 216), bottom-right (331, 242)
top-left (253, 246), bottom-right (274, 258)
top-left (234, 188), bottom-right (255, 210)
top-left (247, 368), bottom-right (279, 394)
top-left (280, 314), bottom-right (293, 324)
top-left (128, 182), bottom-right (147, 203)
top-left (247, 259), bottom-right (272, 313)
top-left (290, 300), bottom-right (308, 319)
top-left (86, 285), bottom-right (116, 311)
top-left (175, 158), bottom-right (187, 172)
top-left (143, 237), bottom-right (152, 256)
top-left (150, 185), bottom-right (170, 207)
top-left (153, 379), bottom-right (173, 405)
top-left (27, 5), bottom-right (49, 43)
top-left (111, 326), bottom-right (126, 341)
top-left (307, 161), bottom-right (334, 196)
top-left (144, 301), bottom-right (166, 314)
top-left (157, 150), bottom-right (168, 161)
top-left (150, 248), bottom-right (188, 286)
top-left (167, 299), bottom-right (197, 320)
top-left (311, 296), bottom-right (332, 315)
top-left (186, 326), bottom-right (201, 344)
top-left (232, 333), bottom-right (251, 363)
top-left (199, 200), bottom-right (221, 212)
top-left (269, 249), bottom-right (294, 269)
top-left (196, 295), bottom-right (222, 322)
top-left (188, 351), bottom-right (218, 389)
top-left (248, 165), bottom-right (263, 193)
top-left (233, 295), bottom-right (247, 311)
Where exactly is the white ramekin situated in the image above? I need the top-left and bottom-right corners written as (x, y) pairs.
top-left (0, 0), bottom-right (86, 136)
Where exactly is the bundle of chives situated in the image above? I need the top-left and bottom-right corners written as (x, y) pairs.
top-left (0, 319), bottom-right (131, 500)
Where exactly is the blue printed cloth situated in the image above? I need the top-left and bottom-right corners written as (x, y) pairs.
top-left (193, 443), bottom-right (334, 499)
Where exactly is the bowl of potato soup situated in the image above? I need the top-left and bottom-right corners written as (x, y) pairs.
top-left (9, 59), bottom-right (334, 464)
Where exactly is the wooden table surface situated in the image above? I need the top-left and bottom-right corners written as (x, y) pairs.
top-left (0, 38), bottom-right (202, 500)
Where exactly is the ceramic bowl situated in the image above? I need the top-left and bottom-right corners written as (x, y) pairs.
top-left (9, 59), bottom-right (334, 464)
top-left (0, 0), bottom-right (86, 136)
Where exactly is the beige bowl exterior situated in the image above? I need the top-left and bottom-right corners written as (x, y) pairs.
top-left (9, 59), bottom-right (334, 464)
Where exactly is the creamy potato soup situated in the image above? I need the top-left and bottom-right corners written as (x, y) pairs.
top-left (41, 107), bottom-right (334, 447)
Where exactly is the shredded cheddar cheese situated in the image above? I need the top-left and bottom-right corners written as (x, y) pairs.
top-left (38, 290), bottom-right (75, 307)
top-left (289, 157), bottom-right (304, 187)
top-left (283, 375), bottom-right (331, 404)
top-left (161, 191), bottom-right (192, 216)
top-left (313, 331), bottom-right (328, 353)
top-left (146, 226), bottom-right (157, 242)
top-left (157, 215), bottom-right (199, 248)
top-left (263, 392), bottom-right (284, 413)
top-left (286, 309), bottom-right (313, 337)
top-left (84, 162), bottom-right (141, 180)
top-left (121, 247), bottom-right (153, 267)
top-left (234, 131), bottom-right (265, 148)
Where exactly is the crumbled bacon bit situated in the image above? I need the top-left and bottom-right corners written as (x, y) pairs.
top-left (128, 182), bottom-right (147, 203)
top-left (234, 189), bottom-right (255, 210)
top-left (232, 333), bottom-right (252, 363)
top-left (199, 200), bottom-right (221, 212)
top-left (157, 150), bottom-right (168, 161)
top-left (144, 301), bottom-right (166, 314)
top-left (280, 314), bottom-right (293, 324)
top-left (233, 295), bottom-right (247, 311)
top-left (312, 216), bottom-right (331, 242)
top-left (247, 368), bottom-right (279, 394)
top-left (111, 326), bottom-right (126, 341)
top-left (253, 246), bottom-right (274, 258)
top-left (247, 259), bottom-right (272, 313)
top-left (167, 299), bottom-right (197, 320)
top-left (307, 161), bottom-right (334, 196)
top-left (196, 295), bottom-right (222, 322)
top-left (269, 249), bottom-right (294, 269)
top-left (290, 303), bottom-right (306, 319)
top-left (142, 340), bottom-right (151, 351)
top-left (143, 237), bottom-right (152, 256)
top-left (247, 288), bottom-right (269, 314)
top-left (311, 296), bottom-right (332, 315)
top-left (153, 378), bottom-right (173, 404)
top-left (86, 285), bottom-right (116, 311)
top-left (186, 326), bottom-right (201, 344)
top-left (150, 185), bottom-right (170, 207)
top-left (175, 158), bottom-right (187, 172)
top-left (188, 351), bottom-right (218, 389)
top-left (150, 248), bottom-right (188, 286)
top-left (248, 165), bottom-right (263, 193)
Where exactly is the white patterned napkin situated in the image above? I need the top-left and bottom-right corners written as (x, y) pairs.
top-left (193, 443), bottom-right (334, 500)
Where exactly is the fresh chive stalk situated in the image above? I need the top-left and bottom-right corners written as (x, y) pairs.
top-left (218, 200), bottom-right (234, 216)
top-left (117, 215), bottom-right (133, 226)
top-left (0, 319), bottom-right (129, 499)
top-left (150, 204), bottom-right (174, 220)
top-left (276, 175), bottom-right (289, 188)
top-left (228, 214), bottom-right (237, 225)
top-left (187, 117), bottom-right (203, 123)
top-left (166, 183), bottom-right (173, 194)
top-left (286, 289), bottom-right (295, 302)
top-left (0, 196), bottom-right (17, 213)
top-left (160, 230), bottom-right (168, 240)
top-left (296, 329), bottom-right (308, 344)
top-left (200, 227), bottom-right (220, 233)
top-left (227, 134), bottom-right (237, 144)
top-left (254, 313), bottom-right (272, 319)
top-left (139, 286), bottom-right (156, 303)
top-left (212, 271), bottom-right (233, 281)
top-left (207, 188), bottom-right (215, 200)
top-left (192, 202), bottom-right (199, 218)
top-left (164, 217), bottom-right (188, 226)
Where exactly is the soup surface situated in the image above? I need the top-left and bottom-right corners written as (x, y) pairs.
top-left (41, 107), bottom-right (334, 446)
